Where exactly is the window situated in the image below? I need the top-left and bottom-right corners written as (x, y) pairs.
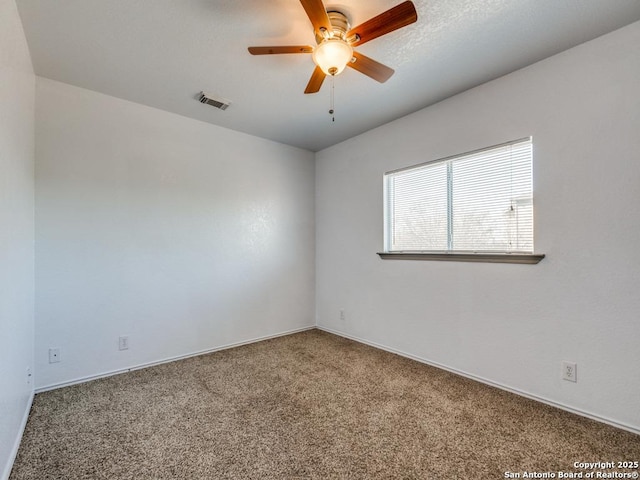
top-left (383, 138), bottom-right (537, 258)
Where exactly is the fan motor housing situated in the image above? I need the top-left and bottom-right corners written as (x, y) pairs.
top-left (316, 10), bottom-right (350, 43)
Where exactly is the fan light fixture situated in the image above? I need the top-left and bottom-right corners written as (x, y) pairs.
top-left (312, 38), bottom-right (353, 76)
top-left (248, 1), bottom-right (418, 93)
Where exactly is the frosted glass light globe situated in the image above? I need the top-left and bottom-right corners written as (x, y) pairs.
top-left (312, 39), bottom-right (353, 76)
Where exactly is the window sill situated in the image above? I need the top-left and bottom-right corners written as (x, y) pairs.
top-left (377, 252), bottom-right (545, 264)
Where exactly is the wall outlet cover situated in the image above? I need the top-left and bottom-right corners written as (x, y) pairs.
top-left (49, 348), bottom-right (60, 364)
top-left (562, 361), bottom-right (577, 382)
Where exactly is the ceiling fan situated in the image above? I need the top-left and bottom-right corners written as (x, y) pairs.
top-left (248, 0), bottom-right (418, 94)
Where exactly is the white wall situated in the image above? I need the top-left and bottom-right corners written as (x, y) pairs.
top-left (316, 21), bottom-right (640, 432)
top-left (0, 0), bottom-right (35, 477)
top-left (35, 78), bottom-right (315, 389)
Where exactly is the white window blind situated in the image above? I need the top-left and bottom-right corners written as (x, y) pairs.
top-left (384, 138), bottom-right (533, 253)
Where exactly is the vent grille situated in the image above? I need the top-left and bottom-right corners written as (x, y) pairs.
top-left (198, 92), bottom-right (231, 111)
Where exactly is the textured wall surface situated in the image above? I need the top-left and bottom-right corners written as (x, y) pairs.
top-left (0, 0), bottom-right (35, 478)
top-left (316, 21), bottom-right (640, 432)
top-left (35, 78), bottom-right (315, 389)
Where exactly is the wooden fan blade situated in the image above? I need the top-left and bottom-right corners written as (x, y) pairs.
top-left (347, 1), bottom-right (417, 47)
top-left (304, 66), bottom-right (326, 94)
top-left (299, 0), bottom-right (333, 36)
top-left (248, 46), bottom-right (313, 55)
top-left (348, 51), bottom-right (394, 83)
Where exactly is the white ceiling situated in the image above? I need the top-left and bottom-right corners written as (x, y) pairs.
top-left (16, 0), bottom-right (640, 152)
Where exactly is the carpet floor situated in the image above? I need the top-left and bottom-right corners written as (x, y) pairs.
top-left (10, 329), bottom-right (640, 479)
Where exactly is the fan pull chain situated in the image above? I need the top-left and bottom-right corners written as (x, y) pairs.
top-left (329, 76), bottom-right (335, 122)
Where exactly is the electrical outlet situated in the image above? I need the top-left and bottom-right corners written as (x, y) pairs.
top-left (562, 361), bottom-right (577, 382)
top-left (119, 335), bottom-right (129, 351)
top-left (49, 348), bottom-right (60, 364)
top-left (340, 309), bottom-right (345, 321)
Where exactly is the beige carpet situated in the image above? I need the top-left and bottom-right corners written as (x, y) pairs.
top-left (11, 329), bottom-right (640, 479)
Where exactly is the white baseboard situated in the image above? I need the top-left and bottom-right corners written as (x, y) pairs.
top-left (31, 323), bottom-right (640, 435)
top-left (36, 325), bottom-right (315, 394)
top-left (317, 325), bottom-right (640, 436)
top-left (1, 390), bottom-right (34, 480)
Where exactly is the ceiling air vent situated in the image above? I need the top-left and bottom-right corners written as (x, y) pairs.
top-left (198, 92), bottom-right (231, 111)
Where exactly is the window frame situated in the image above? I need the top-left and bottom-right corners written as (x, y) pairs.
top-left (380, 138), bottom-right (544, 264)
